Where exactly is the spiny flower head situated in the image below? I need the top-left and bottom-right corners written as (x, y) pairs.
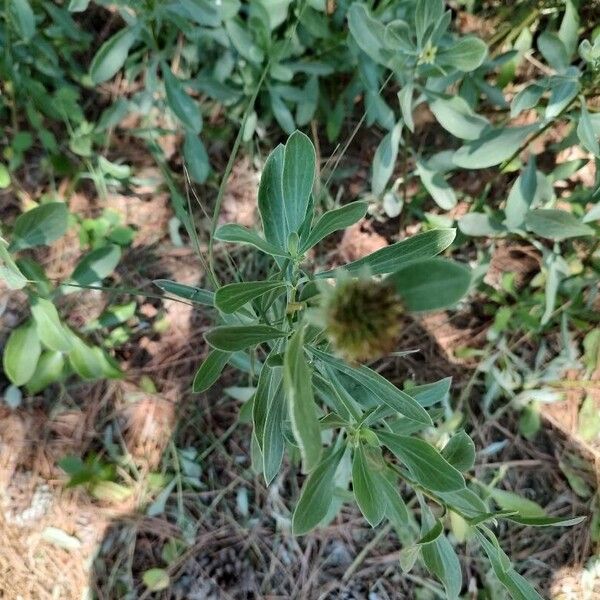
top-left (321, 273), bottom-right (404, 363)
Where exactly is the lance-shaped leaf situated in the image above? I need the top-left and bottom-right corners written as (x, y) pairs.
top-left (154, 280), bottom-right (215, 306)
top-left (205, 325), bottom-right (287, 352)
top-left (352, 444), bottom-right (387, 527)
top-left (284, 326), bottom-right (322, 472)
top-left (192, 350), bottom-right (231, 392)
top-left (377, 430), bottom-right (465, 492)
top-left (215, 281), bottom-right (287, 314)
top-left (316, 228), bottom-right (456, 278)
top-left (292, 445), bottom-right (345, 535)
top-left (214, 224), bottom-right (291, 258)
top-left (311, 348), bottom-right (432, 426)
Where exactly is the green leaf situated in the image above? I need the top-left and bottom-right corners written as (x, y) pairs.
top-left (525, 209), bottom-right (594, 240)
top-left (415, 160), bottom-right (456, 210)
top-left (388, 257), bottom-right (471, 311)
top-left (411, 377), bottom-right (451, 407)
top-left (398, 84), bottom-right (414, 132)
top-left (311, 348), bottom-right (432, 426)
top-left (0, 239), bottom-right (27, 289)
top-left (257, 144), bottom-right (287, 250)
top-left (90, 26), bottom-right (138, 84)
top-left (68, 0), bottom-right (90, 12)
top-left (10, 0), bottom-right (35, 41)
top-left (381, 470), bottom-right (409, 528)
top-left (3, 320), bottom-right (41, 386)
top-left (438, 37), bottom-right (488, 71)
top-left (507, 514), bottom-right (586, 527)
top-left (316, 228), bottom-right (456, 278)
top-left (214, 223), bottom-right (291, 258)
top-left (301, 201), bottom-right (368, 252)
top-left (205, 325), bottom-right (287, 352)
top-left (538, 31), bottom-right (569, 71)
top-left (477, 529), bottom-right (544, 600)
top-left (215, 281), bottom-right (287, 313)
top-left (9, 202), bottom-right (69, 251)
top-left (68, 335), bottom-right (121, 380)
top-left (559, 1), bottom-right (580, 58)
top-left (453, 125), bottom-right (538, 169)
top-left (69, 244), bottom-right (121, 286)
top-left (441, 431), bottom-right (476, 472)
top-left (372, 122), bottom-right (402, 195)
top-left (377, 431), bottom-right (465, 492)
top-left (183, 133), bottom-right (210, 183)
top-left (488, 488), bottom-right (545, 518)
top-left (347, 3), bottom-right (388, 66)
top-left (142, 568), bottom-right (170, 592)
top-left (163, 67), bottom-right (202, 134)
top-left (0, 163), bottom-right (10, 189)
top-left (545, 80), bottom-right (578, 120)
top-left (292, 445), bottom-right (345, 535)
top-left (192, 350), bottom-right (231, 392)
top-left (458, 213), bottom-right (505, 237)
top-left (504, 156), bottom-right (537, 230)
top-left (352, 444), bottom-right (387, 527)
top-left (26, 351), bottom-right (65, 394)
top-left (577, 101), bottom-right (600, 156)
top-left (421, 532), bottom-right (462, 599)
top-left (284, 326), bottom-right (322, 472)
top-left (282, 131), bottom-right (316, 235)
top-left (31, 297), bottom-right (73, 353)
top-left (429, 96), bottom-right (489, 140)
top-left (252, 351), bottom-right (287, 485)
top-left (153, 279), bottom-right (214, 306)
top-left (225, 18), bottom-right (264, 64)
top-left (414, 0), bottom-right (444, 46)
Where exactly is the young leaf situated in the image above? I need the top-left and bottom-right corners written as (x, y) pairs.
top-left (577, 101), bottom-right (600, 156)
top-left (347, 3), bottom-right (388, 66)
top-left (90, 26), bottom-right (138, 84)
top-left (282, 131), bottom-right (316, 235)
top-left (284, 326), bottom-right (322, 472)
top-left (205, 325), bottom-right (287, 352)
top-left (154, 279), bottom-right (214, 306)
top-left (192, 350), bottom-right (231, 392)
top-left (311, 348), bottom-right (432, 426)
top-left (9, 202), bottom-right (69, 251)
top-left (301, 201), bottom-right (368, 252)
top-left (69, 244), bottom-right (121, 286)
top-left (411, 377), bottom-right (452, 407)
top-left (163, 67), bottom-right (202, 134)
top-left (10, 0), bottom-right (35, 41)
top-left (442, 431), bottom-right (476, 472)
top-left (26, 351), bottom-right (65, 394)
top-left (215, 281), bottom-right (287, 314)
top-left (429, 96), bottom-right (489, 140)
top-left (387, 257), bottom-right (471, 311)
top-left (292, 445), bottom-right (345, 535)
top-left (3, 320), bottom-right (41, 386)
top-left (488, 488), bottom-right (545, 518)
top-left (214, 223), bottom-right (291, 258)
top-left (316, 228), bottom-right (456, 278)
top-left (504, 156), bottom-right (537, 230)
top-left (453, 125), bottom-right (538, 169)
top-left (0, 239), bottom-right (27, 289)
top-left (30, 297), bottom-right (73, 353)
top-left (377, 431), bottom-right (465, 492)
top-left (438, 37), bottom-right (488, 71)
top-left (525, 209), bottom-right (594, 240)
top-left (183, 132), bottom-right (210, 183)
top-left (398, 84), bottom-right (414, 132)
top-left (421, 530), bottom-right (462, 599)
top-left (372, 122), bottom-right (402, 195)
top-left (415, 160), bottom-right (457, 210)
top-left (352, 444), bottom-right (387, 527)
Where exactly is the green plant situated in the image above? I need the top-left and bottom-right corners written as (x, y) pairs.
top-left (159, 131), bottom-right (583, 599)
top-left (1, 199), bottom-right (126, 395)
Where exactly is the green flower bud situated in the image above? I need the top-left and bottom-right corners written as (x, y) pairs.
top-left (321, 274), bottom-right (404, 363)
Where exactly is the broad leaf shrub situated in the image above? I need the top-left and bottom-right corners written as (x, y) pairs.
top-left (1, 200), bottom-right (128, 396)
top-left (159, 132), bottom-right (585, 599)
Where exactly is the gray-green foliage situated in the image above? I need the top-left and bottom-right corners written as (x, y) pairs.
top-left (162, 132), bottom-right (583, 599)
